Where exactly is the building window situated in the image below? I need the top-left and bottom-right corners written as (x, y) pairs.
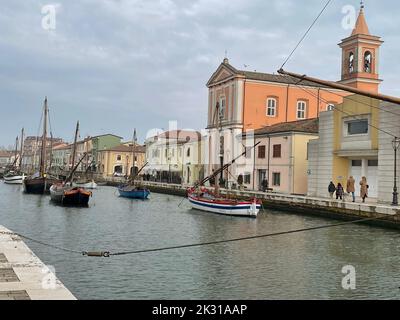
top-left (187, 148), bottom-right (191, 157)
top-left (352, 160), bottom-right (362, 167)
top-left (347, 120), bottom-right (368, 135)
top-left (364, 51), bottom-right (372, 73)
top-left (297, 101), bottom-right (306, 119)
top-left (245, 147), bottom-right (252, 159)
top-left (349, 52), bottom-right (354, 73)
top-left (244, 173), bottom-right (251, 184)
top-left (273, 144), bottom-right (281, 158)
top-left (219, 96), bottom-right (226, 119)
top-left (368, 159), bottom-right (378, 166)
top-left (117, 155), bottom-right (121, 161)
top-left (165, 149), bottom-right (168, 158)
top-left (258, 145), bottom-right (266, 159)
top-left (327, 103), bottom-right (335, 111)
top-left (266, 98), bottom-right (277, 117)
top-left (272, 172), bottom-right (281, 186)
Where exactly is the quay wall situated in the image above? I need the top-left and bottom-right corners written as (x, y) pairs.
top-left (0, 225), bottom-right (76, 300)
top-left (104, 180), bottom-right (400, 229)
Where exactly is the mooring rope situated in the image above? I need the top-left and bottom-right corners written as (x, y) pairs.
top-left (1, 213), bottom-right (398, 258)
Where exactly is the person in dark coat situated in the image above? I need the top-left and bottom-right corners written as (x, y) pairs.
top-left (261, 179), bottom-right (269, 192)
top-left (328, 181), bottom-right (336, 199)
top-left (336, 183), bottom-right (344, 200)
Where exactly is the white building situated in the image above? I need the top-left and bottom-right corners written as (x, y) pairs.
top-left (145, 130), bottom-right (203, 185)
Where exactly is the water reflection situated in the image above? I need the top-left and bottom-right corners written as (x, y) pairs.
top-left (0, 182), bottom-right (399, 299)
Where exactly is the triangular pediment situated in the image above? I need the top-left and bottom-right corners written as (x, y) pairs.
top-left (206, 63), bottom-right (241, 87)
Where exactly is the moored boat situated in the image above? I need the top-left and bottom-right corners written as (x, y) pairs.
top-left (4, 172), bottom-right (25, 184)
top-left (187, 188), bottom-right (261, 217)
top-left (73, 180), bottom-right (97, 189)
top-left (118, 184), bottom-right (150, 199)
top-left (24, 175), bottom-right (60, 194)
top-left (117, 128), bottom-right (150, 200)
top-left (186, 101), bottom-right (262, 218)
top-left (50, 183), bottom-right (92, 206)
top-left (50, 121), bottom-right (92, 206)
top-left (24, 98), bottom-right (62, 194)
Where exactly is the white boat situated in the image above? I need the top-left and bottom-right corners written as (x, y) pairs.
top-left (73, 180), bottom-right (97, 189)
top-left (187, 189), bottom-right (261, 217)
top-left (4, 172), bottom-right (25, 184)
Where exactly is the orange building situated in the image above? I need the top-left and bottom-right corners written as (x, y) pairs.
top-left (204, 5), bottom-right (381, 184)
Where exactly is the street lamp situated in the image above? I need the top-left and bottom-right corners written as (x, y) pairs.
top-left (392, 137), bottom-right (400, 206)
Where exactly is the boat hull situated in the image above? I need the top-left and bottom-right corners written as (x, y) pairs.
top-left (188, 195), bottom-right (261, 217)
top-left (23, 177), bottom-right (61, 194)
top-left (4, 174), bottom-right (25, 184)
top-left (62, 188), bottom-right (91, 206)
top-left (118, 186), bottom-right (150, 199)
top-left (50, 185), bottom-right (91, 206)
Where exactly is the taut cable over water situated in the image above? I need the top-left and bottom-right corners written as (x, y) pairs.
top-left (1, 213), bottom-right (398, 258)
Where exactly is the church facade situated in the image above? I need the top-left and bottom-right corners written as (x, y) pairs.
top-left (306, 5), bottom-right (399, 203)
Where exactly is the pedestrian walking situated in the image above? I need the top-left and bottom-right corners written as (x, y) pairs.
top-left (346, 176), bottom-right (356, 202)
top-left (261, 179), bottom-right (269, 192)
top-left (336, 183), bottom-right (344, 200)
top-left (360, 176), bottom-right (368, 203)
top-left (328, 181), bottom-right (336, 199)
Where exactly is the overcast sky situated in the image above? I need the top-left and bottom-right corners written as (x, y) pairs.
top-left (0, 0), bottom-right (399, 147)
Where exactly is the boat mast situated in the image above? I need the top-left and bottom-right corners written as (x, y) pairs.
top-left (131, 128), bottom-right (137, 182)
top-left (13, 136), bottom-right (19, 168)
top-left (39, 97), bottom-right (48, 178)
top-left (49, 131), bottom-right (54, 172)
top-left (19, 128), bottom-right (24, 171)
top-left (71, 121), bottom-right (79, 172)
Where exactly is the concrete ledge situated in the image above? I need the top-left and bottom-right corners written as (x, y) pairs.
top-left (119, 182), bottom-right (400, 229)
top-left (0, 226), bottom-right (76, 300)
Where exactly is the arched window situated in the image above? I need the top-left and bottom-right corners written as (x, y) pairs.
top-left (266, 98), bottom-right (277, 117)
top-left (297, 101), bottom-right (307, 119)
top-left (349, 52), bottom-right (354, 73)
top-left (327, 103), bottom-right (335, 111)
top-left (364, 51), bottom-right (372, 73)
top-left (219, 96), bottom-right (226, 119)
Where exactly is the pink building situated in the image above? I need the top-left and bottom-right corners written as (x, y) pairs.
top-left (239, 118), bottom-right (318, 194)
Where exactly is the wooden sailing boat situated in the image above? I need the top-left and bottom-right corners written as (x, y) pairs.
top-left (117, 129), bottom-right (150, 199)
top-left (50, 121), bottom-right (92, 206)
top-left (23, 98), bottom-right (61, 194)
top-left (4, 130), bottom-right (26, 184)
top-left (187, 102), bottom-right (262, 217)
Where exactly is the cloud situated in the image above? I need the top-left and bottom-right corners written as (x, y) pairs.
top-left (0, 0), bottom-right (398, 147)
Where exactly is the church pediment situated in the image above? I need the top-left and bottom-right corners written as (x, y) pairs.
top-left (206, 63), bottom-right (240, 87)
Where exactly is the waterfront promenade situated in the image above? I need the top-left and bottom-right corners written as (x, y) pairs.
top-left (0, 225), bottom-right (75, 300)
top-left (104, 179), bottom-right (400, 228)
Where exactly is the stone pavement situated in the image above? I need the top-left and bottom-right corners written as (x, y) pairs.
top-left (0, 225), bottom-right (76, 300)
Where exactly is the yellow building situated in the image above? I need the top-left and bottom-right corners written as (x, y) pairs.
top-left (308, 6), bottom-right (385, 200)
top-left (308, 94), bottom-right (380, 198)
top-left (97, 144), bottom-right (146, 178)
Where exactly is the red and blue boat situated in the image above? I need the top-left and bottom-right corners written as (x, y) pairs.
top-left (187, 187), bottom-right (261, 217)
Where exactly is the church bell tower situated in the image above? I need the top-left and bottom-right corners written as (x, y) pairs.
top-left (338, 2), bottom-right (383, 93)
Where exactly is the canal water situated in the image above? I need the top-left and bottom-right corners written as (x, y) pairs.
top-left (0, 182), bottom-right (399, 299)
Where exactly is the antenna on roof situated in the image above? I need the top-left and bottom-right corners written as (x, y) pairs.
top-left (223, 50), bottom-right (229, 64)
